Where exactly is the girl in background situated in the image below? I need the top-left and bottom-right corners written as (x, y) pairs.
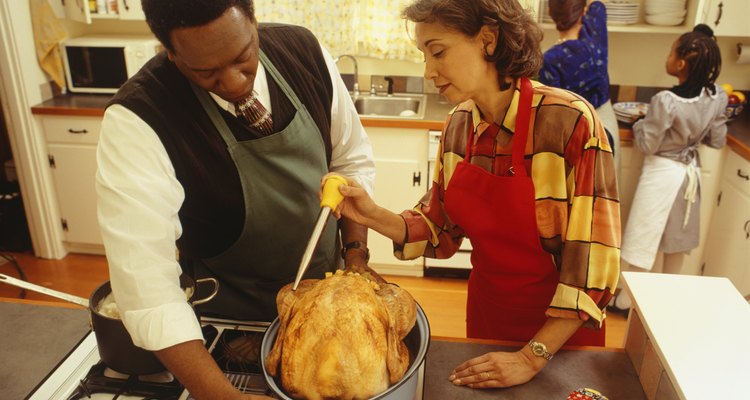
top-left (540, 0), bottom-right (620, 174)
top-left (621, 24), bottom-right (727, 279)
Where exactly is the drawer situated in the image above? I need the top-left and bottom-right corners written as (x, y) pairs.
top-left (42, 116), bottom-right (101, 145)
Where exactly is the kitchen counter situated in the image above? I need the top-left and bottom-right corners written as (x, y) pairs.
top-left (4, 299), bottom-right (645, 399)
top-left (621, 272), bottom-right (750, 399)
top-left (425, 337), bottom-right (645, 399)
top-left (31, 93), bottom-right (750, 161)
top-left (0, 299), bottom-right (90, 400)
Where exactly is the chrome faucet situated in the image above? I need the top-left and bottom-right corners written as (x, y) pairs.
top-left (334, 54), bottom-right (359, 96)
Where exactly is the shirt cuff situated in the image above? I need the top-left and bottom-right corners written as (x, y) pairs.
top-left (547, 283), bottom-right (606, 328)
top-left (121, 301), bottom-right (204, 351)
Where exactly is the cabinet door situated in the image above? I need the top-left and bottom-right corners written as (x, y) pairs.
top-left (702, 182), bottom-right (750, 296)
top-left (702, 151), bottom-right (750, 297)
top-left (47, 144), bottom-right (103, 246)
top-left (703, 0), bottom-right (750, 37)
top-left (116, 0), bottom-right (145, 20)
top-left (62, 0), bottom-right (92, 23)
top-left (365, 127), bottom-right (428, 272)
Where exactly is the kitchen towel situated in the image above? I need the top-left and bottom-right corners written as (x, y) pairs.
top-left (736, 43), bottom-right (750, 64)
top-left (30, 0), bottom-right (68, 90)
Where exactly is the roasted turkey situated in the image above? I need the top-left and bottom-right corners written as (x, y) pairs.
top-left (265, 270), bottom-right (417, 400)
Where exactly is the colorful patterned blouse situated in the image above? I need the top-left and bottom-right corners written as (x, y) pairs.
top-left (539, 1), bottom-right (610, 108)
top-left (396, 81), bottom-right (620, 327)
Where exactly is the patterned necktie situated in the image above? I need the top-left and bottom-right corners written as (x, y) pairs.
top-left (234, 92), bottom-right (274, 136)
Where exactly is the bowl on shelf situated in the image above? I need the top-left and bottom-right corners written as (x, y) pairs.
top-left (725, 101), bottom-right (746, 121)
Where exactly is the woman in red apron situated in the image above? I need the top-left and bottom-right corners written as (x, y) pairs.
top-left (329, 0), bottom-right (620, 391)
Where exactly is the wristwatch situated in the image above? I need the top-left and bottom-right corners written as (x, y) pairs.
top-left (341, 241), bottom-right (369, 261)
top-left (528, 339), bottom-right (554, 361)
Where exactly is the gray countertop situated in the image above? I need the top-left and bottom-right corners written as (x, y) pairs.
top-left (3, 300), bottom-right (646, 400)
top-left (425, 338), bottom-right (646, 399)
top-left (0, 301), bottom-right (90, 400)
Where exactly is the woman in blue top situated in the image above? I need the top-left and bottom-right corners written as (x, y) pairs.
top-left (540, 0), bottom-right (619, 173)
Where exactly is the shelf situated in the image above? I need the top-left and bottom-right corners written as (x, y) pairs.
top-left (539, 22), bottom-right (687, 34)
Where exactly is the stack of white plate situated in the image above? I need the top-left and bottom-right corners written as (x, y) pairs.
top-left (607, 0), bottom-right (640, 25)
top-left (613, 102), bottom-right (649, 123)
top-left (644, 0), bottom-right (687, 26)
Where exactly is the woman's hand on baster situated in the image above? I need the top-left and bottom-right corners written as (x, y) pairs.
top-left (320, 173), bottom-right (378, 225)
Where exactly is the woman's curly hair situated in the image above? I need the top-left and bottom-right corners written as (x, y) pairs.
top-left (403, 0), bottom-right (544, 81)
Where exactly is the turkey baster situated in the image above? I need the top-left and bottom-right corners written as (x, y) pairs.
top-left (292, 175), bottom-right (348, 291)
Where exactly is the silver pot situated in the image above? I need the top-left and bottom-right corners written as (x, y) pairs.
top-left (260, 303), bottom-right (430, 400)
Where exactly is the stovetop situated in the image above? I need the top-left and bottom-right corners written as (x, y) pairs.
top-left (28, 318), bottom-right (272, 400)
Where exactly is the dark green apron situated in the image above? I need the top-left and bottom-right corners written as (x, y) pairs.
top-left (189, 50), bottom-right (337, 321)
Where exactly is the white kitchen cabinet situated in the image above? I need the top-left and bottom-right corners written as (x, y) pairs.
top-left (537, 0), bottom-right (707, 34)
top-left (364, 126), bottom-right (428, 276)
top-left (619, 144), bottom-right (724, 276)
top-left (42, 115), bottom-right (104, 250)
top-left (57, 0), bottom-right (144, 24)
top-left (701, 149), bottom-right (750, 297)
top-left (700, 0), bottom-right (750, 37)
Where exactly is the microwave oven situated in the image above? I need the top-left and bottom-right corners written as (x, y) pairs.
top-left (60, 35), bottom-right (162, 94)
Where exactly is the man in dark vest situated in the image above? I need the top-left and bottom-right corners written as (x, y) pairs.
top-left (95, 1), bottom-right (375, 398)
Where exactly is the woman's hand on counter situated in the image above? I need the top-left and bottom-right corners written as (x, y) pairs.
top-left (447, 350), bottom-right (545, 389)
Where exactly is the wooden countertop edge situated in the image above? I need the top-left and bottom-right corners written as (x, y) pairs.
top-left (31, 107), bottom-right (105, 117)
top-left (360, 118), bottom-right (444, 130)
top-left (0, 296), bottom-right (86, 309)
top-left (430, 335), bottom-right (626, 353)
top-left (726, 135), bottom-right (750, 160)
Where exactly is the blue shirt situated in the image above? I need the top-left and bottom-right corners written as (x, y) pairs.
top-left (539, 1), bottom-right (610, 108)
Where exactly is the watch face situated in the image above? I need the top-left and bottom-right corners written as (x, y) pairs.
top-left (531, 343), bottom-right (544, 356)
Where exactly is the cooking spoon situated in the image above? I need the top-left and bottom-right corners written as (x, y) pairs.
top-left (0, 272), bottom-right (89, 307)
top-left (292, 175), bottom-right (347, 291)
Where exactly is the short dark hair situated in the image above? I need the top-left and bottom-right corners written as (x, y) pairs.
top-left (403, 0), bottom-right (543, 80)
top-left (547, 0), bottom-right (586, 31)
top-left (676, 24), bottom-right (721, 96)
top-left (141, 0), bottom-right (256, 52)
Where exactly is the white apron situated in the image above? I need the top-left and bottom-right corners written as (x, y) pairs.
top-left (621, 155), bottom-right (699, 270)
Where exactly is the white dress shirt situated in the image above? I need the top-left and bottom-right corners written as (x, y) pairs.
top-left (96, 44), bottom-right (374, 351)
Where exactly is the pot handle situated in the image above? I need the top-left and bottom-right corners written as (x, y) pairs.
top-left (190, 278), bottom-right (219, 306)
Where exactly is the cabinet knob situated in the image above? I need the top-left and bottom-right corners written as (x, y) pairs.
top-left (738, 169), bottom-right (749, 181)
top-left (67, 128), bottom-right (88, 134)
top-left (412, 171), bottom-right (421, 187)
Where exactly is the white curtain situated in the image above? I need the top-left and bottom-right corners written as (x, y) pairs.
top-left (256, 0), bottom-right (421, 61)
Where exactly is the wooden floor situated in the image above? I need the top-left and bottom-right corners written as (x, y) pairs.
top-left (0, 251), bottom-right (627, 348)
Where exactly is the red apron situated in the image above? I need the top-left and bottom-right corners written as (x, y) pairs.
top-left (444, 78), bottom-right (604, 346)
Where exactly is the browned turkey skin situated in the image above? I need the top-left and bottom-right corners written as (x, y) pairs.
top-left (265, 270), bottom-right (417, 400)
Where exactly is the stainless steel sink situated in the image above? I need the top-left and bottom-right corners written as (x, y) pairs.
top-left (351, 94), bottom-right (426, 119)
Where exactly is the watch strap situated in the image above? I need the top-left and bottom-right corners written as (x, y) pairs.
top-left (341, 241), bottom-right (369, 261)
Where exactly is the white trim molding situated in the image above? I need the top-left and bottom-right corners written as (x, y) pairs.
top-left (0, 0), bottom-right (67, 259)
